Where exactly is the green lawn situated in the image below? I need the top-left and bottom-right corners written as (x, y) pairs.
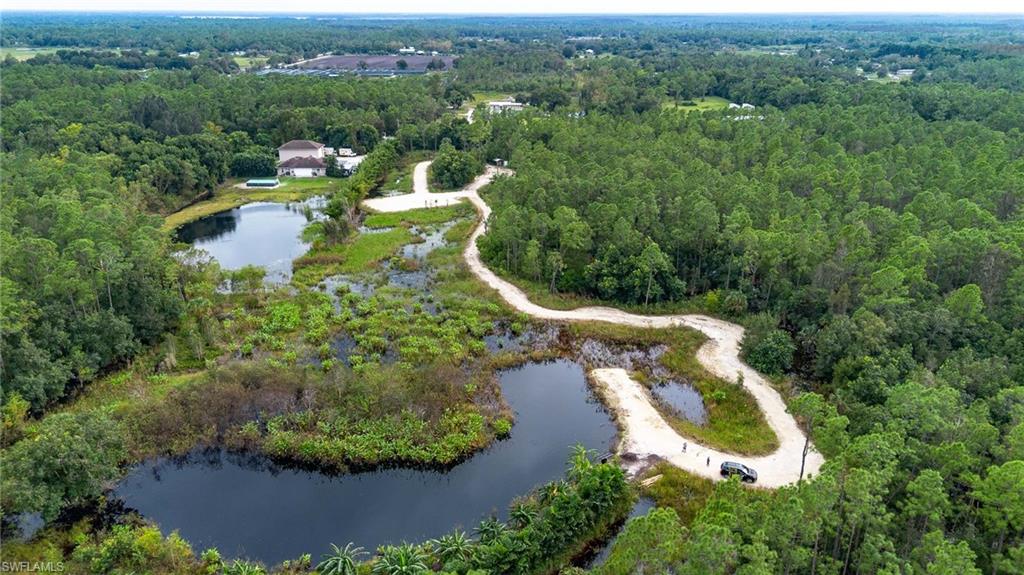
top-left (0, 46), bottom-right (138, 61)
top-left (728, 44), bottom-right (801, 57)
top-left (275, 176), bottom-right (347, 193)
top-left (460, 91), bottom-right (515, 115)
top-left (866, 74), bottom-right (904, 84)
top-left (233, 56), bottom-right (268, 69)
top-left (291, 227), bottom-right (416, 288)
top-left (162, 177), bottom-right (344, 231)
top-left (1, 46), bottom-right (62, 60)
top-left (363, 203), bottom-right (473, 229)
top-left (663, 96), bottom-right (733, 113)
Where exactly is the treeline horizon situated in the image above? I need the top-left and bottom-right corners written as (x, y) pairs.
top-left (2, 13), bottom-right (1023, 575)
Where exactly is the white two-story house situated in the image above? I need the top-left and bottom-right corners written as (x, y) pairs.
top-left (277, 140), bottom-right (327, 177)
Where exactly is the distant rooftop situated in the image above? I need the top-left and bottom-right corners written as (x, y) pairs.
top-left (278, 139), bottom-right (324, 150)
top-left (278, 156), bottom-right (326, 168)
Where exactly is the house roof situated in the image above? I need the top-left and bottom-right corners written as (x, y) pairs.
top-left (278, 156), bottom-right (326, 169)
top-left (278, 139), bottom-right (325, 151)
top-left (488, 101), bottom-right (524, 108)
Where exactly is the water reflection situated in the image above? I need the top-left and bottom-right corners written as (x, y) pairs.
top-left (113, 360), bottom-right (616, 566)
top-left (174, 199), bottom-right (323, 284)
top-left (651, 381), bottom-right (708, 425)
top-left (580, 497), bottom-right (657, 569)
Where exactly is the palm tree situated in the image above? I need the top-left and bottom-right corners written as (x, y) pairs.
top-left (568, 444), bottom-right (594, 480)
top-left (509, 503), bottom-right (538, 528)
top-left (371, 543), bottom-right (429, 575)
top-left (538, 480), bottom-right (565, 505)
top-left (316, 543), bottom-right (366, 575)
top-left (223, 560), bottom-right (266, 575)
top-left (429, 530), bottom-right (473, 563)
top-left (474, 517), bottom-right (508, 543)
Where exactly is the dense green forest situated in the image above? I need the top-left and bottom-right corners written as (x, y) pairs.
top-left (481, 102), bottom-right (1024, 570)
top-left (2, 11), bottom-right (1023, 575)
top-left (474, 33), bottom-right (1024, 574)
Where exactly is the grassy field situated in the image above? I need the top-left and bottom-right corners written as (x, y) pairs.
top-left (290, 199), bottom-right (477, 286)
top-left (728, 44), bottom-right (801, 57)
top-left (460, 91), bottom-right (515, 115)
top-left (1, 46), bottom-right (63, 60)
top-left (233, 56), bottom-right (269, 69)
top-left (640, 463), bottom-right (716, 525)
top-left (363, 202), bottom-right (473, 229)
top-left (0, 46), bottom-right (141, 60)
top-left (162, 177), bottom-right (344, 231)
top-left (64, 371), bottom-right (204, 416)
top-left (291, 227), bottom-right (416, 287)
top-left (663, 96), bottom-right (732, 113)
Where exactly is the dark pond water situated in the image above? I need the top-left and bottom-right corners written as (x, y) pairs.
top-left (318, 221), bottom-right (455, 303)
top-left (400, 222), bottom-right (455, 261)
top-left (113, 360), bottom-right (615, 566)
top-left (2, 512), bottom-right (44, 542)
top-left (484, 325), bottom-right (709, 425)
top-left (321, 275), bottom-right (377, 299)
top-left (651, 381), bottom-right (708, 425)
top-left (328, 334), bottom-right (398, 366)
top-left (484, 323), bottom-right (559, 354)
top-left (580, 497), bottom-right (657, 569)
top-left (175, 199), bottom-right (323, 284)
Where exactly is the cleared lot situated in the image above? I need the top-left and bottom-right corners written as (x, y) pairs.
top-left (295, 54), bottom-right (454, 72)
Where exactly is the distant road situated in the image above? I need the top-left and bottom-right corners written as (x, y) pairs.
top-left (363, 161), bottom-right (825, 488)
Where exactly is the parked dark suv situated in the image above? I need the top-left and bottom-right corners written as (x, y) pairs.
top-left (720, 461), bottom-right (758, 483)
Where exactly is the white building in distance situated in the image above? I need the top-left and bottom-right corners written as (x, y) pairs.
top-left (276, 139), bottom-right (365, 177)
top-left (487, 98), bottom-right (526, 114)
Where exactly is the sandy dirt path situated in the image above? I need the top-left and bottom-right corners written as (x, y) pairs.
top-left (362, 161), bottom-right (498, 213)
top-left (363, 161), bottom-right (824, 487)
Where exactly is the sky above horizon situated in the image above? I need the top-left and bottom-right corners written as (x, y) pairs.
top-left (5, 0), bottom-right (1023, 14)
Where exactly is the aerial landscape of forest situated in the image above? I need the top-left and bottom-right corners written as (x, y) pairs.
top-left (1, 7), bottom-right (1023, 575)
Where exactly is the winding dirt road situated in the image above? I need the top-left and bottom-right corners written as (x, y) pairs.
top-left (363, 161), bottom-right (824, 487)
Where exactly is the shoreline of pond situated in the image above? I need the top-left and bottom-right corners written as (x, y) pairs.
top-left (110, 359), bottom-right (618, 565)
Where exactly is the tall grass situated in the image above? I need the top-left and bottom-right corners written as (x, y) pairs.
top-left (362, 202), bottom-right (473, 229)
top-left (291, 227), bottom-right (415, 287)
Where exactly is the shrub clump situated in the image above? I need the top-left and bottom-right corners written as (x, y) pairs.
top-left (430, 140), bottom-right (482, 189)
